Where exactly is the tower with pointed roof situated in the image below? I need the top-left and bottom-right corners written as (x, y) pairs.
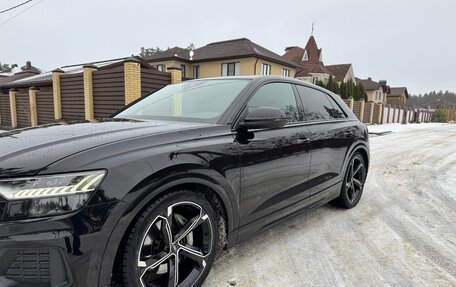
top-left (283, 35), bottom-right (355, 84)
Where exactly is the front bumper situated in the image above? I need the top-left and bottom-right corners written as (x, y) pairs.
top-left (0, 201), bottom-right (119, 287)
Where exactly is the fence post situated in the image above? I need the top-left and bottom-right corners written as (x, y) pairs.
top-left (359, 99), bottom-right (365, 122)
top-left (83, 65), bottom-right (97, 121)
top-left (348, 97), bottom-right (354, 111)
top-left (124, 58), bottom-right (142, 105)
top-left (369, 102), bottom-right (375, 124)
top-left (168, 66), bottom-right (182, 85)
top-left (9, 89), bottom-right (18, 128)
top-left (377, 104), bottom-right (383, 124)
top-left (52, 68), bottom-right (64, 120)
top-left (29, 87), bottom-right (39, 127)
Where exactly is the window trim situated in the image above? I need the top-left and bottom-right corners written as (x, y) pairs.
top-left (156, 64), bottom-right (165, 72)
top-left (261, 63), bottom-right (271, 75)
top-left (282, 68), bottom-right (290, 77)
top-left (221, 62), bottom-right (240, 76)
top-left (193, 65), bottom-right (200, 79)
top-left (180, 64), bottom-right (186, 78)
top-left (293, 84), bottom-right (348, 122)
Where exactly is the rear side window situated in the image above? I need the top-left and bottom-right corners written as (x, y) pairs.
top-left (296, 85), bottom-right (345, 121)
top-left (246, 83), bottom-right (300, 123)
top-left (325, 94), bottom-right (347, 119)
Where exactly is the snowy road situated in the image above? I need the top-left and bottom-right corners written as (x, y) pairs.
top-left (205, 123), bottom-right (456, 287)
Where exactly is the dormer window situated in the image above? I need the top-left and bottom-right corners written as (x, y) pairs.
top-left (302, 50), bottom-right (308, 61)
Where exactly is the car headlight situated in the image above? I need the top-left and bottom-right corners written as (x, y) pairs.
top-left (0, 170), bottom-right (106, 221)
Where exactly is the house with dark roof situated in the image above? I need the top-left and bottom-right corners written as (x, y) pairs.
top-left (144, 38), bottom-right (298, 79)
top-left (388, 87), bottom-right (409, 106)
top-left (0, 61), bottom-right (43, 90)
top-left (356, 77), bottom-right (389, 104)
top-left (283, 35), bottom-right (355, 84)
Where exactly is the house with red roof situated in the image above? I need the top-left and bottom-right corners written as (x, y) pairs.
top-left (283, 35), bottom-right (355, 84)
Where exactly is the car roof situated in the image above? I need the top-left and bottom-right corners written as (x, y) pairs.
top-left (184, 75), bottom-right (324, 90)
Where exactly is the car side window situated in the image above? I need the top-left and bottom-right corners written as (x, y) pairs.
top-left (296, 85), bottom-right (339, 121)
top-left (246, 83), bottom-right (300, 123)
top-left (324, 94), bottom-right (347, 119)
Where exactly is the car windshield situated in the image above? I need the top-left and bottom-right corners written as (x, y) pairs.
top-left (116, 79), bottom-right (250, 123)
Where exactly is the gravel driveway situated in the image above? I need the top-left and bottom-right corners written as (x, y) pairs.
top-left (204, 124), bottom-right (456, 286)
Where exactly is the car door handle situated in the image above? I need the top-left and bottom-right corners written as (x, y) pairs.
top-left (297, 137), bottom-right (311, 144)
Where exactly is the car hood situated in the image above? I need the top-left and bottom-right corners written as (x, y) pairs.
top-left (0, 119), bottom-right (210, 178)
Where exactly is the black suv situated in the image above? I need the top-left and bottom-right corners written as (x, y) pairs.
top-left (0, 76), bottom-right (369, 287)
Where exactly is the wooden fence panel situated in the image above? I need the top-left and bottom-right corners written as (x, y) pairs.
top-left (363, 103), bottom-right (371, 123)
top-left (353, 101), bottom-right (361, 120)
top-left (36, 91), bottom-right (55, 125)
top-left (93, 66), bottom-right (125, 119)
top-left (0, 94), bottom-right (11, 127)
top-left (372, 105), bottom-right (379, 124)
top-left (60, 73), bottom-right (85, 121)
top-left (141, 68), bottom-right (171, 97)
top-left (15, 93), bottom-right (30, 128)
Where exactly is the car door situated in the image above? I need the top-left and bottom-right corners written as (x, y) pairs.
top-left (295, 85), bottom-right (357, 207)
top-left (236, 82), bottom-right (312, 241)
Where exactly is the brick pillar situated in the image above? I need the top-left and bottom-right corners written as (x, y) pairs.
top-left (52, 68), bottom-right (64, 120)
top-left (377, 104), bottom-right (383, 124)
top-left (348, 97), bottom-right (354, 111)
top-left (369, 102), bottom-right (375, 124)
top-left (83, 65), bottom-right (97, 121)
top-left (167, 66), bottom-right (182, 84)
top-left (9, 89), bottom-right (18, 128)
top-left (359, 99), bottom-right (365, 122)
top-left (124, 58), bottom-right (142, 105)
top-left (29, 87), bottom-right (39, 127)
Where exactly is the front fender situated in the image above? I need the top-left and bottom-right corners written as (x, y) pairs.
top-left (98, 166), bottom-right (240, 287)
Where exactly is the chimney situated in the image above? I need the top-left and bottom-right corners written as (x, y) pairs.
top-left (26, 61), bottom-right (32, 70)
top-left (368, 77), bottom-right (372, 81)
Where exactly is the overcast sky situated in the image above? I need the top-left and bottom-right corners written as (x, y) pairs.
top-left (1, 0), bottom-right (455, 95)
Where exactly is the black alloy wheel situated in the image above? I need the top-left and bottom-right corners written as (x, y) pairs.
top-left (331, 152), bottom-right (366, 208)
top-left (121, 190), bottom-right (218, 287)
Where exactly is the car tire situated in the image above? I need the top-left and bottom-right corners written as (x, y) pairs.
top-left (331, 152), bottom-right (366, 209)
top-left (121, 190), bottom-right (218, 287)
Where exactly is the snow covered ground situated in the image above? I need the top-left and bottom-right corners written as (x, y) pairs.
top-left (205, 123), bottom-right (456, 286)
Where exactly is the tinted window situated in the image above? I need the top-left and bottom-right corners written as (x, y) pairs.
top-left (116, 79), bottom-right (249, 122)
top-left (296, 85), bottom-right (340, 121)
top-left (247, 83), bottom-right (300, 123)
top-left (325, 94), bottom-right (347, 119)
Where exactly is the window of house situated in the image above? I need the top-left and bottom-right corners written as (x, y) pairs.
top-left (246, 83), bottom-right (300, 123)
top-left (282, 68), bottom-right (290, 77)
top-left (156, 64), bottom-right (165, 72)
top-left (296, 85), bottom-right (343, 121)
top-left (193, 66), bottom-right (200, 79)
top-left (181, 65), bottom-right (186, 78)
top-left (261, 63), bottom-right (271, 75)
top-left (302, 50), bottom-right (309, 61)
top-left (221, 62), bottom-right (240, 76)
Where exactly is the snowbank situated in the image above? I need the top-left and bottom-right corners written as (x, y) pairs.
top-left (367, 123), bottom-right (452, 134)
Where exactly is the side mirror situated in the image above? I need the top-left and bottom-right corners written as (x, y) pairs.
top-left (242, 107), bottom-right (287, 129)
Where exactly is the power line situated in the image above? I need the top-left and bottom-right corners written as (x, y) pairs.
top-left (0, 0), bottom-right (34, 14)
top-left (0, 0), bottom-right (44, 27)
